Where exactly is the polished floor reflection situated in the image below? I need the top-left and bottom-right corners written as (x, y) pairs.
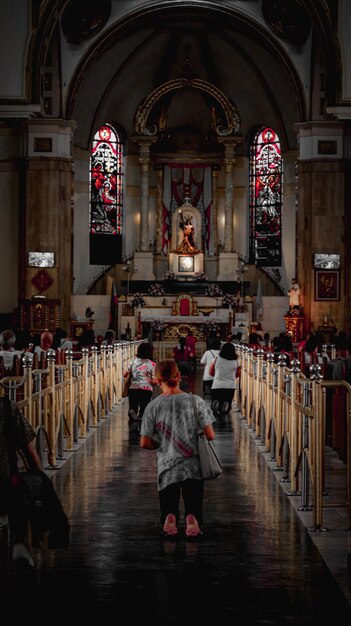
top-left (1, 370), bottom-right (351, 625)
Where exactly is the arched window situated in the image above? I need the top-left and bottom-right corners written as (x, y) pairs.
top-left (249, 127), bottom-right (282, 266)
top-left (89, 124), bottom-right (123, 263)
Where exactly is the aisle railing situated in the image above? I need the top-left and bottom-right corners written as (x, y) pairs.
top-left (0, 341), bottom-right (140, 469)
top-left (236, 343), bottom-right (351, 530)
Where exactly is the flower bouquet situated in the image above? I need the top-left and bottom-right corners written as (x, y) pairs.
top-left (162, 271), bottom-right (178, 282)
top-left (148, 283), bottom-right (165, 296)
top-left (222, 293), bottom-right (237, 307)
top-left (193, 271), bottom-right (207, 281)
top-left (150, 319), bottom-right (164, 332)
top-left (202, 320), bottom-right (219, 336)
top-left (205, 284), bottom-right (223, 297)
top-left (130, 293), bottom-right (146, 308)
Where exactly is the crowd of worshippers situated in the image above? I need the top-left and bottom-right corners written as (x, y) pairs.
top-left (0, 327), bottom-right (117, 374)
top-left (232, 327), bottom-right (351, 370)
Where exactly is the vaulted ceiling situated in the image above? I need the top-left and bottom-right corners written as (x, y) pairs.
top-left (30, 1), bottom-right (340, 156)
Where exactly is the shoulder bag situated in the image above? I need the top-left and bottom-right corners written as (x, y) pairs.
top-left (208, 357), bottom-right (217, 378)
top-left (122, 358), bottom-right (135, 397)
top-left (3, 396), bottom-right (70, 549)
top-left (189, 393), bottom-right (223, 480)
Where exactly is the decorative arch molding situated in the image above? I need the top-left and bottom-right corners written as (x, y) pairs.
top-left (134, 78), bottom-right (241, 137)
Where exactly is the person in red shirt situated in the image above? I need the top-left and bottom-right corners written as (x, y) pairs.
top-left (173, 336), bottom-right (192, 376)
top-left (185, 329), bottom-right (197, 372)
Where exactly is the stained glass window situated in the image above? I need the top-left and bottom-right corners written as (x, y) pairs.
top-left (249, 127), bottom-right (282, 266)
top-left (90, 124), bottom-right (123, 236)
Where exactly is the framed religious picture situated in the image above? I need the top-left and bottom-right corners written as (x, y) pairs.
top-left (178, 255), bottom-right (194, 273)
top-left (315, 270), bottom-right (339, 301)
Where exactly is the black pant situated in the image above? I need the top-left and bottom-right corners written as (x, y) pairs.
top-left (0, 477), bottom-right (28, 542)
top-left (211, 388), bottom-right (235, 412)
top-left (203, 380), bottom-right (213, 395)
top-left (128, 388), bottom-right (153, 418)
top-left (158, 479), bottom-right (204, 527)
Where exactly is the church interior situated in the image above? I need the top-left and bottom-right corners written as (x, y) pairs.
top-left (0, 0), bottom-right (350, 346)
top-left (1, 2), bottom-right (351, 617)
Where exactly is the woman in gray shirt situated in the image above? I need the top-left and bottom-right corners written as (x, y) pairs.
top-left (140, 359), bottom-right (215, 539)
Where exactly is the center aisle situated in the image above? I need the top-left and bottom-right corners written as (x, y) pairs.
top-left (6, 369), bottom-right (351, 625)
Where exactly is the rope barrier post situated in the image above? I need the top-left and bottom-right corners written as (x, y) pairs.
top-left (46, 349), bottom-right (57, 467)
top-left (286, 359), bottom-right (302, 496)
top-left (269, 362), bottom-right (278, 462)
top-left (56, 363), bottom-right (66, 462)
top-left (280, 371), bottom-right (291, 483)
top-left (254, 348), bottom-right (264, 439)
top-left (265, 352), bottom-right (274, 454)
top-left (273, 353), bottom-right (287, 471)
top-left (298, 378), bottom-right (313, 512)
top-left (309, 364), bottom-right (327, 532)
top-left (246, 347), bottom-right (254, 428)
top-left (260, 358), bottom-right (268, 447)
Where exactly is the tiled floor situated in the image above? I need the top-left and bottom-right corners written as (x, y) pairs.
top-left (1, 368), bottom-right (351, 625)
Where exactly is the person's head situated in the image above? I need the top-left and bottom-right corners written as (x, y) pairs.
top-left (187, 329), bottom-right (193, 336)
top-left (210, 337), bottom-right (221, 350)
top-left (40, 331), bottom-right (53, 351)
top-left (137, 341), bottom-right (153, 359)
top-left (15, 330), bottom-right (33, 350)
top-left (219, 342), bottom-right (238, 360)
top-left (155, 359), bottom-right (180, 388)
top-left (178, 336), bottom-right (186, 350)
top-left (104, 330), bottom-right (114, 343)
top-left (0, 329), bottom-right (16, 350)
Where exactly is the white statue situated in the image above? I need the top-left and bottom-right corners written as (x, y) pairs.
top-left (288, 278), bottom-right (300, 309)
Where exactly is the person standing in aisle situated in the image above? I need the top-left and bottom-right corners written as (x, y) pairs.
top-left (209, 341), bottom-right (239, 417)
top-left (200, 337), bottom-right (221, 396)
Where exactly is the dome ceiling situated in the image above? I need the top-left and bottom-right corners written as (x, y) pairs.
top-left (64, 3), bottom-right (312, 154)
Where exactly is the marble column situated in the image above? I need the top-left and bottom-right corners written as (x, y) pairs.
top-left (24, 118), bottom-right (76, 328)
top-left (138, 157), bottom-right (151, 252)
top-left (155, 167), bottom-right (163, 255)
top-left (211, 168), bottom-right (219, 253)
top-left (295, 120), bottom-right (347, 334)
top-left (223, 157), bottom-right (234, 252)
top-left (217, 138), bottom-right (236, 252)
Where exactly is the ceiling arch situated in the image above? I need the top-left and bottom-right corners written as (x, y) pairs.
top-left (24, 1), bottom-right (342, 156)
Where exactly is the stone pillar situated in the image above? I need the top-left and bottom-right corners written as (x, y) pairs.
top-left (24, 118), bottom-right (76, 329)
top-left (138, 157), bottom-right (151, 252)
top-left (296, 121), bottom-right (347, 334)
top-left (217, 138), bottom-right (237, 252)
top-left (223, 157), bottom-right (235, 252)
top-left (156, 167), bottom-right (163, 255)
top-left (211, 168), bottom-right (219, 252)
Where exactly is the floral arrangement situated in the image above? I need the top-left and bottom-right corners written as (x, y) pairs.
top-left (205, 283), bottom-right (223, 297)
top-left (130, 293), bottom-right (146, 308)
top-left (222, 293), bottom-right (238, 307)
top-left (148, 283), bottom-right (165, 296)
top-left (162, 271), bottom-right (178, 281)
top-left (202, 320), bottom-right (219, 335)
top-left (193, 271), bottom-right (207, 281)
top-left (150, 319), bottom-right (164, 332)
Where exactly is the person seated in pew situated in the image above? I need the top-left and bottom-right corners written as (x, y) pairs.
top-left (34, 330), bottom-right (54, 360)
top-left (0, 330), bottom-right (25, 370)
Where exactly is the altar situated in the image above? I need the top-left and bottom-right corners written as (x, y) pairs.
top-left (138, 312), bottom-right (232, 341)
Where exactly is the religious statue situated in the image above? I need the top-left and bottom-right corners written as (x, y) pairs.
top-left (175, 210), bottom-right (200, 254)
top-left (288, 278), bottom-right (300, 311)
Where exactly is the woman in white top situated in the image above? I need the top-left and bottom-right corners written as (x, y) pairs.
top-left (200, 337), bottom-right (221, 396)
top-left (209, 342), bottom-right (239, 414)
